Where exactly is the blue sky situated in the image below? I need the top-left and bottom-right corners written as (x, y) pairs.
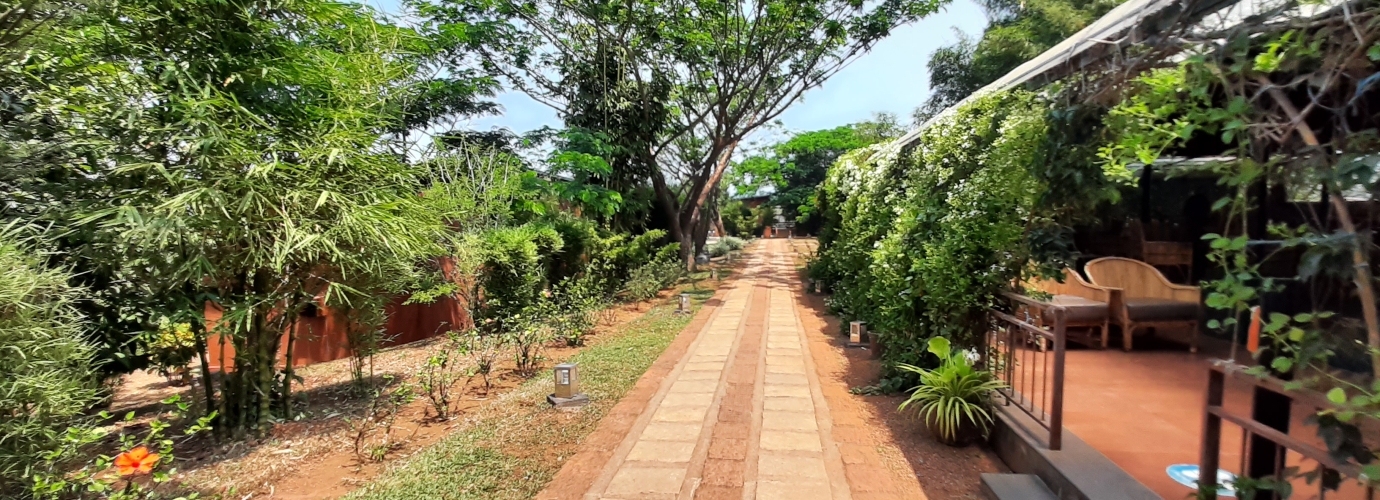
top-left (364, 0), bottom-right (988, 136)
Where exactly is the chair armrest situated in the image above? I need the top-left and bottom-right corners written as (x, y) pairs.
top-left (1166, 284), bottom-right (1201, 304)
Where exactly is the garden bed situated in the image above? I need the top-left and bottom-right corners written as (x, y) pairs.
top-left (104, 264), bottom-right (738, 499)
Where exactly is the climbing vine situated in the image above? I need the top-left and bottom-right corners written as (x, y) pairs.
top-left (814, 90), bottom-right (1114, 387)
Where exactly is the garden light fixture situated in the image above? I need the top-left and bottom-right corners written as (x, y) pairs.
top-left (547, 363), bottom-right (589, 408)
top-left (849, 321), bottom-right (867, 348)
top-left (677, 293), bottom-right (690, 314)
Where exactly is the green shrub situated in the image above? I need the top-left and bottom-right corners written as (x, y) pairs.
top-left (708, 236), bottom-right (747, 257)
top-left (548, 272), bottom-right (607, 346)
top-left (474, 224), bottom-right (564, 332)
top-left (620, 247), bottom-right (683, 302)
top-left (0, 240), bottom-right (102, 491)
top-left (722, 201), bottom-right (766, 238)
top-left (139, 317), bottom-right (197, 380)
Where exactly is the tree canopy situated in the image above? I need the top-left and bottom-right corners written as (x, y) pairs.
top-left (911, 0), bottom-right (1121, 123)
top-left (416, 0), bottom-right (948, 264)
top-left (730, 113), bottom-right (904, 233)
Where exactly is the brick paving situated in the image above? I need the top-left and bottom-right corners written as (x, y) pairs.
top-left (545, 239), bottom-right (923, 500)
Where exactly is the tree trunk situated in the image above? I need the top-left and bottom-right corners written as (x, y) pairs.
top-left (195, 327), bottom-right (215, 418)
top-left (685, 143), bottom-right (737, 241)
top-left (648, 165), bottom-right (689, 262)
top-left (1260, 76), bottom-right (1380, 377)
top-left (1329, 195), bottom-right (1380, 377)
top-left (281, 312), bottom-right (299, 419)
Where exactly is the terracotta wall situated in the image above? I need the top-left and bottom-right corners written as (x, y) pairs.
top-left (206, 295), bottom-right (471, 370)
top-left (206, 259), bottom-right (474, 370)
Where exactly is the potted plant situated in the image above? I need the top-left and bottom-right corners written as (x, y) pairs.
top-left (897, 337), bottom-right (1005, 447)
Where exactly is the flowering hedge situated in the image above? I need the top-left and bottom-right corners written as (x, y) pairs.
top-left (812, 90), bottom-right (1112, 386)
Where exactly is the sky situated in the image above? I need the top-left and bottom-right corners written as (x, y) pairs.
top-left (363, 0), bottom-right (989, 137)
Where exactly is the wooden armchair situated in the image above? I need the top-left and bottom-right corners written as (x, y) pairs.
top-left (1026, 268), bottom-right (1118, 348)
top-left (1085, 257), bottom-right (1201, 352)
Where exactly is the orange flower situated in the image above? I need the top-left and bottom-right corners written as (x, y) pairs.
top-left (114, 446), bottom-right (160, 476)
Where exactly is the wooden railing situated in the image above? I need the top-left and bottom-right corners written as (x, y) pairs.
top-left (1200, 361), bottom-right (1377, 499)
top-left (985, 293), bottom-right (1067, 450)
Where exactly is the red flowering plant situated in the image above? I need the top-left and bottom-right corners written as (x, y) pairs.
top-left (27, 395), bottom-right (215, 499)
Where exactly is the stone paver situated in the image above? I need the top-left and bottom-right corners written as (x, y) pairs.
top-left (569, 240), bottom-right (916, 500)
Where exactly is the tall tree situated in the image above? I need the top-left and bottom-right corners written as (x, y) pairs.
top-left (912, 0), bottom-right (1121, 124)
top-left (416, 0), bottom-right (946, 265)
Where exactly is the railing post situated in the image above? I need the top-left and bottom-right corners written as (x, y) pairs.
top-left (1200, 367), bottom-right (1226, 499)
top-left (1049, 307), bottom-right (1066, 451)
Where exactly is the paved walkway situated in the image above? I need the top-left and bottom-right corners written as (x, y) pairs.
top-left (547, 239), bottom-right (924, 500)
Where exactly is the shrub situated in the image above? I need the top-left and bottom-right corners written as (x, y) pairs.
top-left (722, 201), bottom-right (766, 238)
top-left (474, 224), bottom-right (564, 332)
top-left (27, 395), bottom-right (216, 500)
top-left (548, 273), bottom-right (606, 346)
top-left (708, 240), bottom-right (732, 257)
top-left (896, 337), bottom-right (1005, 446)
top-left (349, 378), bottom-right (415, 462)
top-left (592, 229), bottom-right (670, 296)
top-left (418, 333), bottom-right (469, 420)
top-left (0, 240), bottom-right (103, 491)
top-left (506, 312), bottom-right (553, 376)
top-left (621, 249), bottom-right (684, 302)
top-left (454, 330), bottom-right (503, 393)
top-left (708, 236), bottom-right (746, 257)
top-left (812, 91), bottom-right (1105, 386)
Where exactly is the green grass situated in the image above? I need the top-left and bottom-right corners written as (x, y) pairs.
top-left (346, 302), bottom-right (698, 500)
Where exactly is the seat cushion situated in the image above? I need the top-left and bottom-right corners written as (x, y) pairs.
top-left (1041, 295), bottom-right (1108, 324)
top-left (1124, 297), bottom-right (1199, 322)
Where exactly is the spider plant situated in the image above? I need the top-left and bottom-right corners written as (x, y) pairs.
top-left (897, 337), bottom-right (1006, 446)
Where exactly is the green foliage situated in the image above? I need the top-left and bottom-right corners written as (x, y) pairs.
top-left (0, 238), bottom-right (102, 491)
top-left (912, 0), bottom-right (1122, 123)
top-left (815, 91), bottom-right (1105, 384)
top-left (27, 395), bottom-right (216, 500)
top-left (708, 236), bottom-right (747, 257)
top-left (345, 303), bottom-right (694, 500)
top-left (139, 318), bottom-right (197, 378)
top-left (0, 0), bottom-right (499, 437)
top-left (474, 224), bottom-right (564, 332)
top-left (621, 251), bottom-right (684, 302)
top-left (721, 201), bottom-right (767, 238)
top-left (418, 334), bottom-right (468, 420)
top-left (896, 337), bottom-right (1005, 445)
top-left (731, 115), bottom-right (904, 233)
top-left (417, 0), bottom-right (949, 260)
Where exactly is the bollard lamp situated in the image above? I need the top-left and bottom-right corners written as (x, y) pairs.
top-left (848, 321), bottom-right (867, 348)
top-left (547, 363), bottom-right (589, 408)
